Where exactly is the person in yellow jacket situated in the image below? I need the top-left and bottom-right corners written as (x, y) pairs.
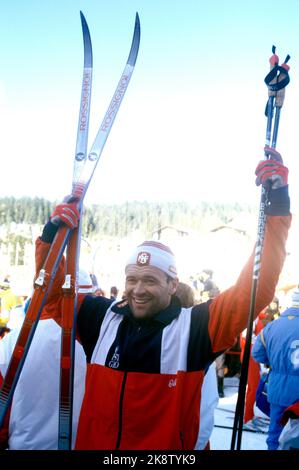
top-left (0, 278), bottom-right (22, 328)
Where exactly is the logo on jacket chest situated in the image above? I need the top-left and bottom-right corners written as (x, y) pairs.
top-left (109, 346), bottom-right (120, 369)
top-left (168, 378), bottom-right (177, 388)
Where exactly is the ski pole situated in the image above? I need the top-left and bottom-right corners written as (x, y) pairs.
top-left (264, 46), bottom-right (279, 148)
top-left (230, 46), bottom-right (290, 450)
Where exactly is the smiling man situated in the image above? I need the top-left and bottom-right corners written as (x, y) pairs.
top-left (17, 148), bottom-right (291, 450)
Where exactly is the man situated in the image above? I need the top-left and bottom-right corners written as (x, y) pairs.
top-left (110, 286), bottom-right (119, 301)
top-left (199, 269), bottom-right (216, 298)
top-left (33, 147), bottom-right (290, 450)
top-left (252, 288), bottom-right (299, 450)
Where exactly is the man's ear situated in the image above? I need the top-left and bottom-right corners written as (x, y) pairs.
top-left (169, 278), bottom-right (179, 296)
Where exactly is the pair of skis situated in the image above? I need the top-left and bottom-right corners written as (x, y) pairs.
top-left (230, 46), bottom-right (290, 450)
top-left (0, 11), bottom-right (140, 450)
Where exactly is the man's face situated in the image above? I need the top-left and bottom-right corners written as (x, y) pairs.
top-left (125, 265), bottom-right (178, 319)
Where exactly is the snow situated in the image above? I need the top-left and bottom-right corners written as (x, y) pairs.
top-left (210, 377), bottom-right (268, 450)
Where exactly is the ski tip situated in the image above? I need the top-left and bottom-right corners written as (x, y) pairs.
top-left (127, 12), bottom-right (141, 67)
top-left (80, 10), bottom-right (88, 28)
top-left (80, 11), bottom-right (93, 68)
top-left (135, 12), bottom-right (141, 39)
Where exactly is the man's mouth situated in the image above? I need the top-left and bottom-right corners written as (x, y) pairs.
top-left (133, 298), bottom-right (149, 305)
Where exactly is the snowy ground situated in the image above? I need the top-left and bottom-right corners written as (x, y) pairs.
top-left (210, 376), bottom-right (268, 450)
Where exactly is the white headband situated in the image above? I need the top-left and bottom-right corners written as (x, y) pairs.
top-left (125, 241), bottom-right (177, 279)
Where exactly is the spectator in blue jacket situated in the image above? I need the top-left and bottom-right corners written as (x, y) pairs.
top-left (252, 288), bottom-right (299, 450)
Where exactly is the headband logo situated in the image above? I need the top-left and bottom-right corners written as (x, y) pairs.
top-left (137, 251), bottom-right (151, 266)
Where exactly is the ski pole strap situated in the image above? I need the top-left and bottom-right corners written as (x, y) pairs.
top-left (264, 48), bottom-right (290, 119)
top-left (264, 63), bottom-right (290, 92)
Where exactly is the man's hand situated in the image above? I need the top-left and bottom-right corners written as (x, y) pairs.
top-left (50, 201), bottom-right (80, 229)
top-left (255, 146), bottom-right (288, 189)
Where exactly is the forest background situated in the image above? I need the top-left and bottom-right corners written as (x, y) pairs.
top-left (0, 196), bottom-right (297, 308)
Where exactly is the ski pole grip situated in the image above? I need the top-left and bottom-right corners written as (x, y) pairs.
top-left (265, 48), bottom-right (290, 105)
top-left (275, 62), bottom-right (290, 108)
top-left (265, 48), bottom-right (290, 99)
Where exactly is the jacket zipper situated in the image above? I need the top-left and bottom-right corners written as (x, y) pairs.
top-left (115, 371), bottom-right (127, 449)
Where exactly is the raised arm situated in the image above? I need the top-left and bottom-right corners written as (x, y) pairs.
top-left (208, 149), bottom-right (291, 353)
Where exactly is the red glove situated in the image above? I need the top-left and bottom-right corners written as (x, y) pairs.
top-left (50, 201), bottom-right (80, 229)
top-left (255, 147), bottom-right (288, 189)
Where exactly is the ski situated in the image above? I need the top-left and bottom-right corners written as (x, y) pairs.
top-left (217, 407), bottom-right (269, 430)
top-left (74, 13), bottom-right (140, 198)
top-left (72, 11), bottom-right (93, 188)
top-left (226, 415), bottom-right (269, 431)
top-left (0, 11), bottom-right (141, 436)
top-left (216, 407), bottom-right (237, 414)
top-left (214, 423), bottom-right (268, 435)
top-left (58, 11), bottom-right (93, 450)
top-left (217, 407), bottom-right (270, 418)
top-left (58, 11), bottom-right (140, 450)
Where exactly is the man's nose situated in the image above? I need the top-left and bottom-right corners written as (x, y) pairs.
top-left (133, 281), bottom-right (145, 294)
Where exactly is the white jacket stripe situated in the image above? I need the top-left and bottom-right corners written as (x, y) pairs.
top-left (90, 305), bottom-right (192, 374)
top-left (160, 308), bottom-right (192, 374)
top-left (90, 302), bottom-right (123, 365)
